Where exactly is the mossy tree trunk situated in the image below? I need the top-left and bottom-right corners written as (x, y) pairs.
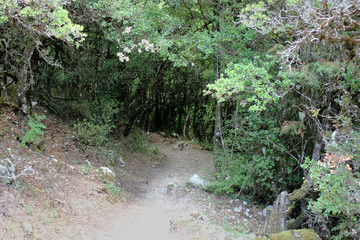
top-left (17, 41), bottom-right (36, 115)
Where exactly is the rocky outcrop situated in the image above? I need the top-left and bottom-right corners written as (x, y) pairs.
top-left (264, 176), bottom-right (312, 234)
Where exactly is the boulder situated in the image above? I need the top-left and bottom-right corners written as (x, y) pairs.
top-left (187, 174), bottom-right (208, 187)
top-left (97, 167), bottom-right (116, 183)
top-left (255, 229), bottom-right (321, 240)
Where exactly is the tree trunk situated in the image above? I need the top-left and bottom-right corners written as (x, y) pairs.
top-left (17, 41), bottom-right (36, 115)
top-left (183, 105), bottom-right (191, 137)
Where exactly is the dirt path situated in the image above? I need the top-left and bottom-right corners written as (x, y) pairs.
top-left (83, 134), bottom-right (265, 240)
top-left (140, 139), bottom-right (214, 200)
top-left (86, 136), bottom-right (222, 239)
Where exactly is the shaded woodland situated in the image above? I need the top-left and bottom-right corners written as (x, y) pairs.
top-left (1, 0), bottom-right (360, 239)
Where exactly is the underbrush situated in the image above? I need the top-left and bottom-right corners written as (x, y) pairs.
top-left (207, 111), bottom-right (302, 204)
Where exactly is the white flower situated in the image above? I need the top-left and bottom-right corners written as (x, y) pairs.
top-left (123, 47), bottom-right (131, 53)
top-left (117, 52), bottom-right (130, 62)
top-left (124, 27), bottom-right (132, 34)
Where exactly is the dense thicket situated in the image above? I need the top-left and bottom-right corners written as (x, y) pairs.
top-left (1, 0), bottom-right (360, 239)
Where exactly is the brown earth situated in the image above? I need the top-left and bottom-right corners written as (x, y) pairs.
top-left (0, 107), bottom-right (265, 239)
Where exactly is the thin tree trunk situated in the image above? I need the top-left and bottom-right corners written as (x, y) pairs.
top-left (17, 41), bottom-right (36, 115)
top-left (183, 105), bottom-right (191, 137)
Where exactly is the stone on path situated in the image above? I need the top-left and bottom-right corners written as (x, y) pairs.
top-left (186, 174), bottom-right (208, 187)
top-left (22, 221), bottom-right (33, 235)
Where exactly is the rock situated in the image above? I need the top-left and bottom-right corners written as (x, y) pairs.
top-left (166, 183), bottom-right (179, 194)
top-left (0, 164), bottom-right (10, 178)
top-left (0, 159), bottom-right (15, 185)
top-left (118, 157), bottom-right (125, 167)
top-left (171, 133), bottom-right (180, 138)
top-left (299, 112), bottom-right (305, 122)
top-left (97, 167), bottom-right (116, 183)
top-left (22, 221), bottom-right (33, 235)
top-left (234, 206), bottom-right (242, 213)
top-left (187, 174), bottom-right (208, 188)
top-left (265, 191), bottom-right (289, 234)
top-left (263, 205), bottom-right (272, 217)
top-left (245, 212), bottom-right (252, 218)
top-left (255, 229), bottom-right (321, 240)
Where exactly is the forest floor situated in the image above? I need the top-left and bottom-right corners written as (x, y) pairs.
top-left (0, 107), bottom-right (265, 239)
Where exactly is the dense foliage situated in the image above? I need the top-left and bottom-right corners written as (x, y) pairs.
top-left (1, 0), bottom-right (360, 238)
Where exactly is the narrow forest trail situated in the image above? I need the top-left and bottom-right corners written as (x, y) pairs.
top-left (82, 134), bottom-right (263, 240)
top-left (86, 135), bottom-right (228, 240)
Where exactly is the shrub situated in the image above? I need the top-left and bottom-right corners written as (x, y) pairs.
top-left (21, 113), bottom-right (46, 147)
top-left (74, 118), bottom-right (113, 146)
top-left (302, 131), bottom-right (360, 240)
top-left (74, 98), bottom-right (119, 146)
top-left (208, 110), bottom-right (302, 203)
top-left (121, 127), bottom-right (147, 152)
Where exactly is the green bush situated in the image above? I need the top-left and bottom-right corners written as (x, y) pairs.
top-left (302, 130), bottom-right (360, 240)
top-left (73, 99), bottom-right (119, 146)
top-left (121, 127), bottom-right (147, 152)
top-left (208, 110), bottom-right (301, 203)
top-left (208, 152), bottom-right (280, 201)
top-left (74, 118), bottom-right (113, 146)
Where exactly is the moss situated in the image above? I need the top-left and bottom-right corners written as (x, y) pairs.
top-left (9, 82), bottom-right (18, 103)
top-left (256, 229), bottom-right (321, 240)
top-left (288, 179), bottom-right (311, 201)
top-left (266, 211), bottom-right (285, 233)
top-left (265, 191), bottom-right (289, 234)
top-left (97, 167), bottom-right (116, 183)
top-left (267, 44), bottom-right (285, 54)
top-left (0, 88), bottom-right (5, 106)
top-left (287, 211), bottom-right (305, 230)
